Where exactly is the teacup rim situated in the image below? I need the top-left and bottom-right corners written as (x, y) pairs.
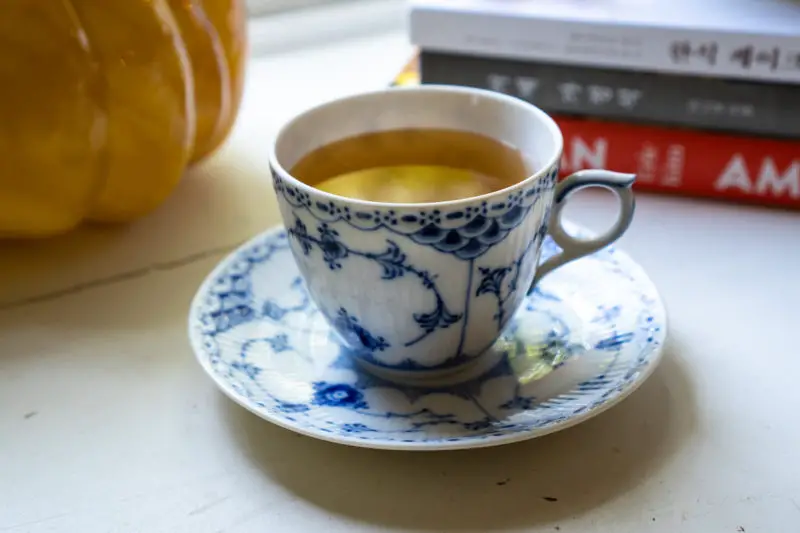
top-left (268, 84), bottom-right (564, 209)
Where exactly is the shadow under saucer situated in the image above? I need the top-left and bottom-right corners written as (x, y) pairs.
top-left (219, 336), bottom-right (695, 530)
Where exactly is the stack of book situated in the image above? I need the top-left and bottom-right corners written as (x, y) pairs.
top-left (404, 0), bottom-right (800, 209)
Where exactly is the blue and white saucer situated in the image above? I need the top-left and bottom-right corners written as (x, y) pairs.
top-left (188, 223), bottom-right (667, 451)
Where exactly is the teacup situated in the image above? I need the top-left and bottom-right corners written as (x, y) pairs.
top-left (269, 85), bottom-right (635, 381)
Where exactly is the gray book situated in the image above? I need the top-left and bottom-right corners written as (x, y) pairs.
top-left (420, 51), bottom-right (800, 139)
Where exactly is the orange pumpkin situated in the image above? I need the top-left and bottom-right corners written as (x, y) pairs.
top-left (0, 0), bottom-right (247, 238)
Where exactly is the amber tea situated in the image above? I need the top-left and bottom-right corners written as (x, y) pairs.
top-left (289, 128), bottom-right (534, 203)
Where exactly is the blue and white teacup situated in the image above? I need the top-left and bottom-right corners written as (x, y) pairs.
top-left (270, 85), bottom-right (635, 382)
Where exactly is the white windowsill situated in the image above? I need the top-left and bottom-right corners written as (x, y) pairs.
top-left (247, 0), bottom-right (409, 56)
top-left (247, 0), bottom-right (347, 17)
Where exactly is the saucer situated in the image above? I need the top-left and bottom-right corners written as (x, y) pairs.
top-left (188, 223), bottom-right (666, 451)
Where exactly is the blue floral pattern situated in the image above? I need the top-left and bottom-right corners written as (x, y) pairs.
top-left (332, 308), bottom-right (390, 353)
top-left (273, 165), bottom-right (561, 373)
top-left (189, 224), bottom-right (667, 450)
top-left (312, 383), bottom-right (368, 409)
top-left (289, 217), bottom-right (462, 354)
top-left (475, 230), bottom-right (544, 331)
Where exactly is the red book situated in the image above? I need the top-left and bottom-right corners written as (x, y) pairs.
top-left (556, 116), bottom-right (800, 209)
top-left (392, 53), bottom-right (800, 209)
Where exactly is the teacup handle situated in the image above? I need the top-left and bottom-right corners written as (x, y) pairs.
top-left (528, 169), bottom-right (636, 294)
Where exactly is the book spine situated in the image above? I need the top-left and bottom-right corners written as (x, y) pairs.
top-left (554, 116), bottom-right (800, 209)
top-left (420, 51), bottom-right (800, 139)
top-left (409, 8), bottom-right (800, 85)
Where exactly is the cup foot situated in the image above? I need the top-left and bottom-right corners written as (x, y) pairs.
top-left (351, 349), bottom-right (505, 388)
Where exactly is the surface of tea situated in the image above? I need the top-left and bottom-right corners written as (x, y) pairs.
top-left (289, 128), bottom-right (532, 203)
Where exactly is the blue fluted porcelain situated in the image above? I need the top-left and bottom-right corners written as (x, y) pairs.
top-left (268, 86), bottom-right (636, 380)
top-left (187, 224), bottom-right (667, 451)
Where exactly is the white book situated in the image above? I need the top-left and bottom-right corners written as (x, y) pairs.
top-left (409, 0), bottom-right (800, 84)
